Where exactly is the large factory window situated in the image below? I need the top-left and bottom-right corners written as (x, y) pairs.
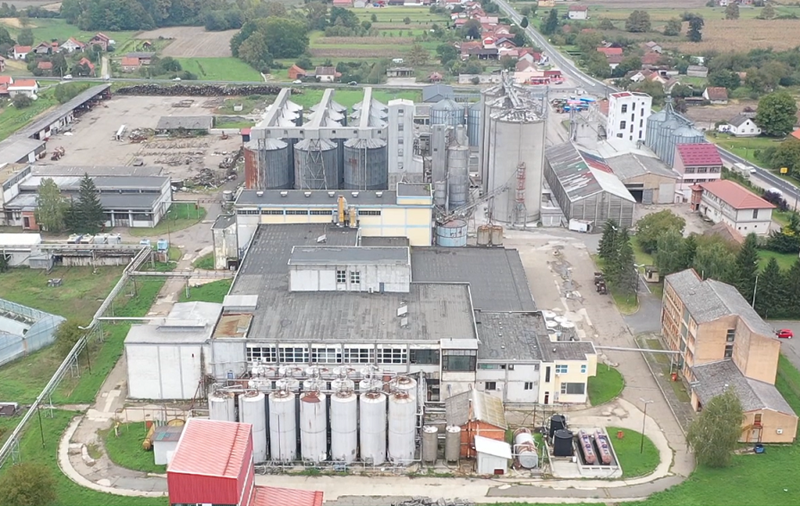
top-left (261, 209), bottom-right (284, 215)
top-left (310, 210), bottom-right (332, 215)
top-left (286, 210), bottom-right (309, 215)
top-left (560, 383), bottom-right (585, 395)
top-left (377, 348), bottom-right (408, 364)
top-left (359, 210), bottom-right (382, 216)
top-left (247, 346), bottom-right (276, 363)
top-left (336, 270), bottom-right (347, 284)
top-left (312, 347), bottom-right (341, 364)
top-left (442, 350), bottom-right (476, 372)
top-left (350, 271), bottom-right (361, 284)
top-left (410, 349), bottom-right (440, 365)
top-left (343, 347), bottom-right (375, 363)
top-left (279, 346), bottom-right (309, 363)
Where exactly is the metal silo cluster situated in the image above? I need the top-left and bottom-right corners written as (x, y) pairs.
top-left (644, 98), bottom-right (705, 166)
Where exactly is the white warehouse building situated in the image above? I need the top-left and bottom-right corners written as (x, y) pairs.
top-left (606, 92), bottom-right (652, 145)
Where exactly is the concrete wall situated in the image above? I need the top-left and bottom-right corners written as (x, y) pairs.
top-left (732, 318), bottom-right (780, 385)
top-left (476, 362), bottom-right (541, 403)
top-left (387, 100), bottom-right (416, 180)
top-left (607, 93), bottom-right (652, 144)
top-left (289, 262), bottom-right (411, 293)
top-left (126, 342), bottom-right (204, 400)
top-left (213, 222), bottom-right (238, 270)
top-left (211, 339), bottom-right (248, 379)
top-left (622, 173), bottom-right (676, 204)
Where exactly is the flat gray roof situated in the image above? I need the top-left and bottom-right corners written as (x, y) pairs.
top-left (20, 175), bottom-right (168, 191)
top-left (213, 214), bottom-right (236, 230)
top-left (6, 192), bottom-right (163, 211)
top-left (397, 183), bottom-right (431, 197)
top-left (692, 360), bottom-right (795, 415)
top-left (230, 224), bottom-right (475, 343)
top-left (22, 84), bottom-right (110, 138)
top-left (125, 302), bottom-right (222, 344)
top-left (360, 236), bottom-right (410, 247)
top-left (156, 116), bottom-right (213, 131)
top-left (236, 189), bottom-right (400, 207)
top-left (30, 164), bottom-right (163, 177)
top-left (0, 137), bottom-right (45, 166)
top-left (604, 153), bottom-right (680, 181)
top-left (411, 247), bottom-right (536, 312)
top-left (288, 246), bottom-right (409, 265)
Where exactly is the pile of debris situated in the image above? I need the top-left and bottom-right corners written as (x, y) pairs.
top-left (392, 499), bottom-right (474, 506)
top-left (218, 147), bottom-right (244, 169)
top-left (191, 167), bottom-right (227, 188)
top-left (116, 84), bottom-right (284, 97)
top-left (172, 99), bottom-right (194, 108)
top-left (129, 128), bottom-right (153, 142)
top-left (50, 146), bottom-right (65, 160)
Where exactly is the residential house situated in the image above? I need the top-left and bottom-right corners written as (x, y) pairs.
top-left (386, 67), bottom-right (415, 78)
top-left (32, 42), bottom-right (52, 56)
top-left (7, 79), bottom-right (38, 98)
top-left (88, 33), bottom-right (111, 51)
top-left (692, 179), bottom-right (774, 235)
top-left (0, 75), bottom-right (12, 96)
top-left (428, 72), bottom-right (443, 83)
top-left (606, 53), bottom-right (623, 69)
top-left (568, 4), bottom-right (588, 19)
top-left (124, 52), bottom-right (154, 65)
top-left (36, 61), bottom-right (52, 74)
top-left (75, 57), bottom-right (95, 77)
top-left (703, 87), bottom-right (729, 104)
top-left (641, 52), bottom-right (662, 68)
top-left (662, 268), bottom-right (797, 444)
top-left (686, 65), bottom-right (708, 78)
top-left (12, 45), bottom-right (31, 60)
top-left (673, 142), bottom-right (723, 200)
top-left (596, 46), bottom-right (623, 57)
top-left (314, 66), bottom-right (339, 83)
top-left (120, 57), bottom-right (141, 72)
top-left (288, 64), bottom-right (306, 80)
top-left (720, 114), bottom-right (761, 137)
top-left (643, 41), bottom-right (662, 53)
top-left (332, 0), bottom-right (353, 5)
top-left (61, 37), bottom-right (86, 53)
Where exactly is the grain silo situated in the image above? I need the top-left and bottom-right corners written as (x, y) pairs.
top-left (486, 108), bottom-right (546, 224)
top-left (208, 391), bottom-right (235, 422)
top-left (300, 389), bottom-right (328, 463)
top-left (269, 389), bottom-right (297, 462)
top-left (244, 138), bottom-right (292, 190)
top-left (330, 389), bottom-right (358, 463)
top-left (359, 391), bottom-right (387, 465)
top-left (467, 102), bottom-right (481, 147)
top-left (430, 98), bottom-right (465, 127)
top-left (447, 126), bottom-right (470, 209)
top-left (294, 138), bottom-right (339, 190)
top-left (342, 138), bottom-right (388, 190)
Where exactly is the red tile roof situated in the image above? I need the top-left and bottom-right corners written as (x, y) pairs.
top-left (9, 79), bottom-right (37, 88)
top-left (121, 56), bottom-right (140, 67)
top-left (641, 52), bottom-right (661, 65)
top-left (676, 143), bottom-right (722, 167)
top-left (169, 419), bottom-right (252, 478)
top-left (704, 86), bottom-right (728, 101)
top-left (790, 129), bottom-right (800, 141)
top-left (251, 486), bottom-right (324, 506)
top-left (241, 127), bottom-right (252, 135)
top-left (14, 45), bottom-right (31, 53)
top-left (37, 61), bottom-right (52, 70)
top-left (700, 180), bottom-right (776, 210)
top-left (0, 76), bottom-right (13, 84)
top-left (597, 47), bottom-right (623, 56)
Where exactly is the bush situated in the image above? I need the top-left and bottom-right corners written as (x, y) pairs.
top-left (11, 94), bottom-right (32, 108)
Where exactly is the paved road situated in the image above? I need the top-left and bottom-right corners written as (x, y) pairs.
top-left (768, 320), bottom-right (800, 370)
top-left (624, 291), bottom-right (664, 335)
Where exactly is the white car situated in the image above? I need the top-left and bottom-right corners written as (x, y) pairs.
top-left (173, 77), bottom-right (181, 81)
top-left (293, 79), bottom-right (302, 84)
top-left (63, 74), bottom-right (73, 80)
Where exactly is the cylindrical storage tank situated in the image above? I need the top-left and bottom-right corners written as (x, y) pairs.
top-left (330, 390), bottom-right (358, 463)
top-left (434, 181), bottom-right (447, 208)
top-left (256, 138), bottom-right (292, 190)
top-left (359, 377), bottom-right (382, 393)
top-left (294, 138), bottom-right (338, 190)
top-left (278, 377), bottom-right (300, 392)
top-left (388, 392), bottom-right (416, 465)
top-left (422, 425), bottom-right (438, 464)
top-left (430, 98), bottom-right (465, 127)
top-left (513, 428), bottom-right (538, 469)
top-left (436, 219), bottom-right (468, 247)
top-left (549, 414), bottom-right (567, 438)
top-left (389, 376), bottom-right (417, 410)
top-left (477, 225), bottom-right (491, 246)
top-left (300, 390), bottom-right (327, 463)
top-left (447, 144), bottom-right (469, 208)
top-left (467, 102), bottom-right (481, 146)
top-left (302, 378), bottom-right (323, 392)
top-left (560, 321), bottom-right (576, 341)
top-left (542, 310), bottom-right (557, 321)
top-left (331, 378), bottom-right (355, 392)
top-left (553, 429), bottom-right (574, 457)
top-left (239, 392), bottom-right (268, 463)
top-left (269, 390), bottom-right (297, 462)
top-left (208, 391), bottom-right (235, 422)
top-left (359, 391), bottom-right (387, 465)
top-left (490, 225), bottom-right (503, 246)
top-left (343, 138), bottom-right (388, 190)
top-left (445, 425), bottom-right (461, 462)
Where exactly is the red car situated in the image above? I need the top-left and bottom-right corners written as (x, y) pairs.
top-left (777, 329), bottom-right (794, 339)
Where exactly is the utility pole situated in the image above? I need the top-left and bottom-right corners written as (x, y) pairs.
top-left (640, 398), bottom-right (653, 453)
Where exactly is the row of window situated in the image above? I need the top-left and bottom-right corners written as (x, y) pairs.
top-left (684, 167), bottom-right (720, 174)
top-left (237, 209), bottom-right (383, 216)
top-left (483, 381), bottom-right (585, 395)
top-left (245, 346), bottom-right (439, 365)
top-left (336, 270), bottom-right (360, 284)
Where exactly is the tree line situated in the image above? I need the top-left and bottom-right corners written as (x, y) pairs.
top-left (36, 175), bottom-right (106, 235)
top-left (597, 221), bottom-right (638, 299)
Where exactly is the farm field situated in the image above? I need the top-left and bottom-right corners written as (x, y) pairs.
top-left (175, 57), bottom-right (264, 82)
top-left (137, 26), bottom-right (238, 58)
top-left (0, 89), bottom-right (57, 140)
top-left (705, 133), bottom-right (782, 167)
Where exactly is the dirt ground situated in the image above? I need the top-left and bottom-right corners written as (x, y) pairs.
top-left (683, 101), bottom-right (757, 131)
top-left (44, 95), bottom-right (242, 182)
top-left (135, 27), bottom-right (238, 58)
top-left (662, 19), bottom-right (800, 52)
top-left (634, 203), bottom-right (712, 237)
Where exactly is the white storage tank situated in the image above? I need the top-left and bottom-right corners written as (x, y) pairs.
top-left (330, 389), bottom-right (358, 463)
top-left (359, 391), bottom-right (387, 465)
top-left (513, 428), bottom-right (539, 469)
top-left (278, 377), bottom-right (300, 393)
top-left (269, 390), bottom-right (297, 462)
top-left (389, 376), bottom-right (418, 411)
top-left (422, 426), bottom-right (438, 464)
top-left (208, 391), bottom-right (235, 422)
top-left (359, 377), bottom-right (382, 393)
top-left (300, 390), bottom-right (328, 463)
top-left (388, 392), bottom-right (416, 465)
top-left (238, 391), bottom-right (268, 462)
top-left (332, 378), bottom-right (355, 392)
top-left (445, 425), bottom-right (461, 462)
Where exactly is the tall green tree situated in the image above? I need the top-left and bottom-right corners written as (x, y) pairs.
top-left (663, 18), bottom-right (682, 36)
top-left (55, 319), bottom-right (85, 357)
top-left (754, 257), bottom-right (786, 318)
top-left (35, 178), bottom-right (66, 233)
top-left (693, 241), bottom-right (735, 282)
top-left (734, 233), bottom-right (760, 305)
top-left (520, 16), bottom-right (529, 28)
top-left (756, 91), bottom-right (799, 137)
top-left (407, 44), bottom-right (429, 66)
top-left (598, 220), bottom-right (619, 262)
top-left (71, 174), bottom-right (105, 234)
top-left (0, 461), bottom-right (57, 506)
top-left (679, 234), bottom-right (698, 271)
top-left (725, 2), bottom-right (740, 19)
top-left (708, 69), bottom-right (741, 90)
top-left (687, 388), bottom-right (744, 468)
top-left (436, 43), bottom-right (458, 65)
top-left (17, 27), bottom-right (33, 46)
top-left (761, 2), bottom-right (776, 19)
top-left (0, 251), bottom-right (8, 273)
top-left (786, 258), bottom-right (800, 308)
top-left (613, 228), bottom-right (638, 296)
top-left (625, 10), bottom-right (651, 32)
top-left (636, 210), bottom-right (686, 254)
top-left (462, 19), bottom-right (482, 39)
top-left (655, 228), bottom-right (686, 276)
top-left (542, 9), bottom-right (559, 35)
top-left (688, 15), bottom-right (704, 42)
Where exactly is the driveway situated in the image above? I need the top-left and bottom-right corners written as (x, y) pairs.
top-left (768, 320), bottom-right (800, 370)
top-left (624, 291), bottom-right (663, 335)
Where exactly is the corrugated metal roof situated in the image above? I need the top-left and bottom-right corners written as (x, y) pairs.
top-left (474, 435), bottom-right (512, 459)
top-left (288, 246), bottom-right (409, 265)
top-left (546, 143), bottom-right (635, 203)
top-left (692, 360), bottom-right (796, 415)
top-left (251, 486), bottom-right (324, 506)
top-left (445, 389), bottom-right (507, 428)
top-left (169, 418), bottom-right (252, 477)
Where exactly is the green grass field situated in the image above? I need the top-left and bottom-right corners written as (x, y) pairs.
top-left (179, 279), bottom-right (232, 303)
top-left (193, 252), bottom-right (215, 270)
top-left (581, 4), bottom-right (800, 22)
top-left (214, 117), bottom-right (254, 129)
top-left (175, 57), bottom-right (264, 82)
top-left (588, 365), bottom-right (624, 406)
top-left (607, 426), bottom-right (659, 478)
top-left (758, 249), bottom-right (797, 270)
top-left (706, 133), bottom-right (783, 167)
top-left (0, 91), bottom-right (57, 141)
top-left (0, 18), bottom-right (137, 53)
top-left (103, 422), bottom-right (167, 474)
top-left (129, 202), bottom-right (207, 238)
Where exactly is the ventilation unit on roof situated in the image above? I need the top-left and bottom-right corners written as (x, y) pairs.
top-left (400, 317), bottom-right (409, 328)
top-left (397, 305), bottom-right (408, 317)
top-left (351, 191), bottom-right (359, 198)
top-left (304, 191), bottom-right (311, 197)
top-left (280, 191), bottom-right (288, 197)
top-left (328, 191), bottom-right (335, 197)
top-left (256, 191), bottom-right (264, 197)
top-left (316, 234), bottom-right (326, 243)
top-left (376, 191), bottom-right (383, 197)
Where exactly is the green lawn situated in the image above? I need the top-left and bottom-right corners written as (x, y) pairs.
top-left (0, 18), bottom-right (137, 53)
top-left (213, 117), bottom-right (254, 129)
top-left (103, 422), bottom-right (167, 474)
top-left (588, 365), bottom-right (624, 406)
top-left (179, 279), bottom-right (232, 303)
top-left (758, 249), bottom-right (797, 270)
top-left (175, 58), bottom-right (264, 82)
top-left (129, 203), bottom-right (207, 238)
top-left (706, 133), bottom-right (783, 167)
top-left (0, 410), bottom-right (168, 506)
top-left (607, 426), bottom-right (659, 478)
top-left (592, 255), bottom-right (640, 315)
top-left (0, 91), bottom-right (58, 140)
top-left (193, 252), bottom-right (215, 270)
top-left (631, 238), bottom-right (655, 268)
top-left (214, 95), bottom-right (272, 115)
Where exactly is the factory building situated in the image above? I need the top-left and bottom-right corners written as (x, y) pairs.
top-left (544, 142), bottom-right (636, 231)
top-left (645, 97), bottom-right (704, 167)
top-left (606, 92), bottom-right (652, 145)
top-left (596, 148), bottom-right (680, 204)
top-left (477, 75), bottom-right (546, 225)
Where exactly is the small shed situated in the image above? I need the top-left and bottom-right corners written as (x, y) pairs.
top-left (474, 435), bottom-right (511, 475)
top-left (445, 388), bottom-right (507, 458)
top-left (155, 116), bottom-right (213, 133)
top-left (153, 425), bottom-right (184, 465)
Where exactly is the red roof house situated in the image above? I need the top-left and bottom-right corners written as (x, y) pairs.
top-left (120, 56), bottom-right (141, 72)
top-left (675, 143), bottom-right (723, 167)
top-left (37, 61), bottom-right (53, 71)
top-left (77, 57), bottom-right (96, 76)
top-left (597, 47), bottom-right (623, 56)
top-left (0, 76), bottom-right (13, 85)
top-left (288, 64), bottom-right (306, 80)
top-left (168, 419), bottom-right (322, 506)
top-left (699, 180), bottom-right (775, 210)
top-left (641, 52), bottom-right (662, 66)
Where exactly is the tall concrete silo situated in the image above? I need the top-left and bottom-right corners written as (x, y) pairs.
top-left (467, 102), bottom-right (482, 147)
top-left (447, 125), bottom-right (470, 209)
top-left (343, 138), bottom-right (388, 190)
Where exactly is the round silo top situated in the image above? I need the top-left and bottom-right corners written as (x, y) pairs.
top-left (674, 125), bottom-right (702, 138)
top-left (432, 98), bottom-right (461, 111)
